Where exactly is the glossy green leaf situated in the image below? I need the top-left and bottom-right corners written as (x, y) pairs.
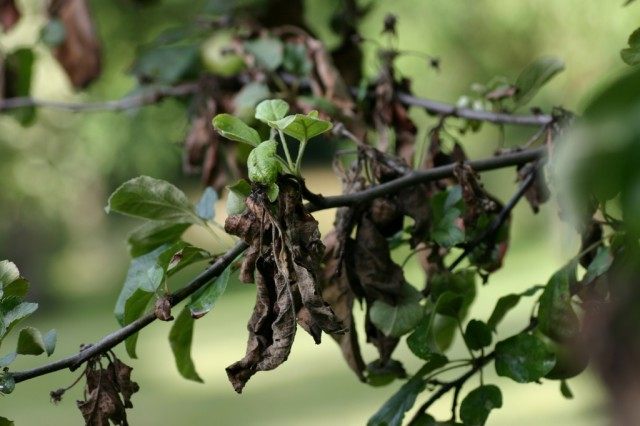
top-left (244, 38), bottom-right (283, 71)
top-left (464, 320), bottom-right (492, 350)
top-left (495, 333), bottom-right (556, 383)
top-left (226, 179), bottom-right (252, 215)
top-left (169, 306), bottom-right (203, 383)
top-left (537, 262), bottom-right (579, 342)
top-left (368, 356), bottom-right (447, 426)
top-left (43, 329), bottom-right (56, 356)
top-left (128, 221), bottom-right (191, 257)
top-left (370, 284), bottom-right (424, 338)
top-left (114, 246), bottom-right (166, 325)
top-left (212, 113), bottom-right (261, 147)
top-left (459, 385), bottom-right (503, 426)
top-left (196, 187), bottom-right (218, 221)
top-left (16, 327), bottom-right (45, 356)
top-left (189, 264), bottom-right (232, 318)
top-left (486, 285), bottom-right (543, 331)
top-left (106, 176), bottom-right (202, 224)
top-left (247, 140), bottom-right (280, 185)
top-left (430, 186), bottom-right (465, 248)
top-left (255, 99), bottom-right (290, 124)
top-left (273, 112), bottom-right (333, 142)
top-left (514, 57), bottom-right (565, 107)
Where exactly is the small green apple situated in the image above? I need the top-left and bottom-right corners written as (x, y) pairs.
top-left (200, 31), bottom-right (246, 77)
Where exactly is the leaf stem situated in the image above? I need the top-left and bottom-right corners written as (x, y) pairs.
top-left (278, 130), bottom-right (295, 170)
top-left (295, 138), bottom-right (308, 175)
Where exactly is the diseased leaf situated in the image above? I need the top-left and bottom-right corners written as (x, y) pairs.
top-left (255, 99), bottom-right (290, 124)
top-left (368, 356), bottom-right (447, 426)
top-left (247, 140), bottom-right (280, 185)
top-left (212, 113), bottom-right (261, 147)
top-left (459, 385), bottom-right (503, 426)
top-left (189, 263), bottom-right (232, 318)
top-left (495, 333), bottom-right (556, 383)
top-left (514, 57), bottom-right (565, 107)
top-left (486, 285), bottom-right (544, 331)
top-left (196, 187), bottom-right (218, 221)
top-left (128, 221), bottom-right (191, 257)
top-left (273, 112), bottom-right (333, 142)
top-left (244, 38), bottom-right (283, 71)
top-left (226, 179), bottom-right (252, 215)
top-left (16, 326), bottom-right (45, 355)
top-left (169, 306), bottom-right (203, 382)
top-left (370, 284), bottom-right (424, 338)
top-left (464, 319), bottom-right (492, 350)
top-left (537, 262), bottom-right (579, 342)
top-left (106, 176), bottom-right (202, 224)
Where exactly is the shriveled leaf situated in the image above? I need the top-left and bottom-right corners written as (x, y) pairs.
top-left (537, 262), bottom-right (579, 342)
top-left (459, 384), bottom-right (503, 426)
top-left (368, 356), bottom-right (447, 426)
top-left (495, 333), bottom-right (556, 383)
top-left (47, 0), bottom-right (101, 88)
top-left (247, 140), bottom-right (280, 185)
top-left (16, 326), bottom-right (45, 355)
top-left (464, 319), bottom-right (492, 350)
top-left (273, 112), bottom-right (333, 142)
top-left (514, 57), bottom-right (565, 107)
top-left (226, 179), bottom-right (251, 215)
top-left (244, 37), bottom-right (283, 71)
top-left (370, 284), bottom-right (424, 338)
top-left (189, 263), bottom-right (232, 318)
top-left (486, 285), bottom-right (543, 331)
top-left (169, 306), bottom-right (203, 382)
top-left (255, 99), bottom-right (290, 124)
top-left (212, 113), bottom-right (261, 147)
top-left (114, 246), bottom-right (166, 325)
top-left (196, 187), bottom-right (218, 221)
top-left (127, 221), bottom-right (191, 257)
top-left (106, 176), bottom-right (202, 224)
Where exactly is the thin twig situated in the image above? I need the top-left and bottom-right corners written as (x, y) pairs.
top-left (10, 147), bottom-right (545, 385)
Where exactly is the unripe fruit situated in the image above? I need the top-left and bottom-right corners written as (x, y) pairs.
top-left (200, 31), bottom-right (245, 77)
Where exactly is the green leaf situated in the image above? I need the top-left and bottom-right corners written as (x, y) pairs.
top-left (255, 99), bottom-right (290, 124)
top-left (273, 112), bottom-right (333, 142)
top-left (514, 57), bottom-right (565, 108)
top-left (0, 416), bottom-right (13, 426)
top-left (486, 285), bottom-right (543, 331)
top-left (366, 359), bottom-right (407, 387)
top-left (226, 179), bottom-right (252, 215)
top-left (368, 356), bottom-right (447, 426)
top-left (247, 140), bottom-right (280, 185)
top-left (434, 292), bottom-right (464, 318)
top-left (0, 261), bottom-right (20, 288)
top-left (464, 320), bottom-right (492, 351)
top-left (244, 38), bottom-right (283, 71)
top-left (130, 44), bottom-right (200, 84)
top-left (43, 329), bottom-right (56, 356)
top-left (0, 353), bottom-right (16, 369)
top-left (1, 301), bottom-right (38, 341)
top-left (4, 48), bottom-right (36, 126)
top-left (233, 82), bottom-right (270, 119)
top-left (370, 284), bottom-right (424, 338)
top-left (430, 186), bottom-right (465, 248)
top-left (114, 246), bottom-right (166, 325)
top-left (16, 327), bottom-right (45, 355)
top-left (621, 27), bottom-right (640, 66)
top-left (196, 187), bottom-right (218, 221)
top-left (560, 379), bottom-right (574, 399)
top-left (407, 306), bottom-right (440, 360)
top-left (212, 113), bottom-right (261, 147)
top-left (106, 176), bottom-right (202, 224)
top-left (128, 221), bottom-right (191, 257)
top-left (282, 42), bottom-right (313, 76)
top-left (266, 183), bottom-right (280, 202)
top-left (495, 333), bottom-right (556, 383)
top-left (123, 289), bottom-right (154, 358)
top-left (2, 278), bottom-right (28, 300)
top-left (188, 264), bottom-right (232, 318)
top-left (158, 241), bottom-right (211, 277)
top-left (459, 385), bottom-right (503, 426)
top-left (169, 306), bottom-right (203, 383)
top-left (582, 246), bottom-right (613, 285)
top-left (537, 262), bottom-right (579, 342)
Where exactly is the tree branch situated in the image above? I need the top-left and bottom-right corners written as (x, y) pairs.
top-left (10, 146), bottom-right (546, 385)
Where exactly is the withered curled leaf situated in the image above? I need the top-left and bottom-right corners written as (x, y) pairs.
top-left (48, 0), bottom-right (101, 88)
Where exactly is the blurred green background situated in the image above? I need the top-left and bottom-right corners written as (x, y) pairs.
top-left (1, 0), bottom-right (636, 424)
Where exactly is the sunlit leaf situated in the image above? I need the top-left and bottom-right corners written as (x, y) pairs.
top-left (272, 112), bottom-right (333, 142)
top-left (255, 99), bottom-right (290, 124)
top-left (212, 113), bottom-right (261, 147)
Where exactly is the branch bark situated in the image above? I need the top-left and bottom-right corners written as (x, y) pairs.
top-left (10, 146), bottom-right (546, 384)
